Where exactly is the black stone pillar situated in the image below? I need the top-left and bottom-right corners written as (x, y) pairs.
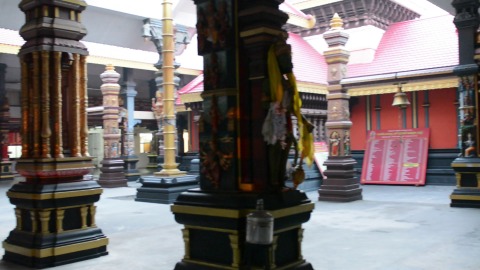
top-left (171, 1), bottom-right (314, 269)
top-left (450, 0), bottom-right (480, 208)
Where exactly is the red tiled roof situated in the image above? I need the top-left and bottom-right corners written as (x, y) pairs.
top-left (178, 73), bottom-right (204, 95)
top-left (347, 15), bottom-right (458, 78)
top-left (176, 73), bottom-right (204, 105)
top-left (177, 32), bottom-right (328, 98)
top-left (288, 32), bottom-right (328, 84)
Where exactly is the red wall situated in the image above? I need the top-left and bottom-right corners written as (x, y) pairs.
top-left (350, 96), bottom-right (367, 150)
top-left (350, 88), bottom-right (458, 150)
top-left (428, 88), bottom-right (458, 149)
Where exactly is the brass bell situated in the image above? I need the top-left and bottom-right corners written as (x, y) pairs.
top-left (392, 85), bottom-right (410, 107)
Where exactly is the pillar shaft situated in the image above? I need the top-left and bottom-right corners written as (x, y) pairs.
top-left (318, 13), bottom-right (362, 202)
top-left (97, 65), bottom-right (127, 188)
top-left (450, 0), bottom-right (480, 208)
top-left (171, 1), bottom-right (314, 269)
top-left (157, 0), bottom-right (185, 176)
top-left (3, 1), bottom-right (108, 267)
top-left (121, 68), bottom-right (140, 181)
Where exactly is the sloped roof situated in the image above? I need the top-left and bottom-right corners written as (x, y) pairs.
top-left (177, 73), bottom-right (204, 105)
top-left (347, 14), bottom-right (458, 79)
top-left (288, 32), bottom-right (328, 84)
top-left (177, 32), bottom-right (328, 100)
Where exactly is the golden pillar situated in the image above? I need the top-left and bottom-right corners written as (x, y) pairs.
top-left (155, 0), bottom-right (185, 177)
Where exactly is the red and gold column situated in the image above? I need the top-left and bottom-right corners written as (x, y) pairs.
top-left (2, 1), bottom-right (108, 268)
top-left (97, 65), bottom-right (127, 188)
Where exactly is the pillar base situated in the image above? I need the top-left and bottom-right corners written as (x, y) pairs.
top-left (450, 157), bottom-right (480, 208)
top-left (3, 180), bottom-right (108, 269)
top-left (98, 158), bottom-right (128, 188)
top-left (122, 155), bottom-right (140, 182)
top-left (135, 174), bottom-right (198, 204)
top-left (146, 154), bottom-right (159, 174)
top-left (3, 228), bottom-right (108, 269)
top-left (318, 157), bottom-right (362, 202)
top-left (171, 189), bottom-right (314, 269)
top-left (174, 261), bottom-right (314, 270)
top-left (0, 159), bottom-right (14, 181)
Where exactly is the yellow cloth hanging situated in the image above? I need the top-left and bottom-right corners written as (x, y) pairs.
top-left (267, 46), bottom-right (283, 103)
top-left (266, 44), bottom-right (314, 166)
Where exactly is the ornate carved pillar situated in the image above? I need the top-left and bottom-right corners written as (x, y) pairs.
top-left (97, 65), bottom-right (127, 188)
top-left (318, 13), bottom-right (362, 202)
top-left (3, 1), bottom-right (108, 267)
top-left (450, 0), bottom-right (480, 208)
top-left (171, 1), bottom-right (314, 269)
top-left (0, 63), bottom-right (13, 181)
top-left (120, 68), bottom-right (140, 181)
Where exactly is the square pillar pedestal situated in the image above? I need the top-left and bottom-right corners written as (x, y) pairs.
top-left (318, 157), bottom-right (362, 202)
top-left (450, 157), bottom-right (480, 208)
top-left (2, 158), bottom-right (108, 268)
top-left (171, 190), bottom-right (314, 270)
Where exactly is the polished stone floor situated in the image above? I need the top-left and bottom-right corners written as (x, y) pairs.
top-left (1, 178), bottom-right (479, 270)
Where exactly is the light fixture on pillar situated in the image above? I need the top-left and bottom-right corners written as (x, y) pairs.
top-left (392, 82), bottom-right (410, 108)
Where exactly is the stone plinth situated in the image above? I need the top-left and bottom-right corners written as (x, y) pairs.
top-left (450, 157), bottom-right (480, 208)
top-left (172, 190), bottom-right (314, 270)
top-left (318, 157), bottom-right (362, 202)
top-left (136, 174), bottom-right (198, 204)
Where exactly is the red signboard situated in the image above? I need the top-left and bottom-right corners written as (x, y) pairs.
top-left (361, 128), bottom-right (430, 186)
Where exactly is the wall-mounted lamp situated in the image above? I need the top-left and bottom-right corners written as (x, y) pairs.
top-left (392, 83), bottom-right (410, 108)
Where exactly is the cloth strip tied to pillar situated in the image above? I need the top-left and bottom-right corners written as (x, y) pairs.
top-left (262, 38), bottom-right (314, 188)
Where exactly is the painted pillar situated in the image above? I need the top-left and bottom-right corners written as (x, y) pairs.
top-left (3, 1), bottom-right (108, 267)
top-left (0, 63), bottom-right (13, 180)
top-left (171, 0), bottom-right (314, 269)
top-left (450, 0), bottom-right (480, 208)
top-left (97, 65), bottom-right (128, 188)
top-left (318, 13), bottom-right (363, 202)
top-left (121, 68), bottom-right (140, 181)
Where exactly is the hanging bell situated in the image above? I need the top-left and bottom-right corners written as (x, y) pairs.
top-left (392, 86), bottom-right (410, 107)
